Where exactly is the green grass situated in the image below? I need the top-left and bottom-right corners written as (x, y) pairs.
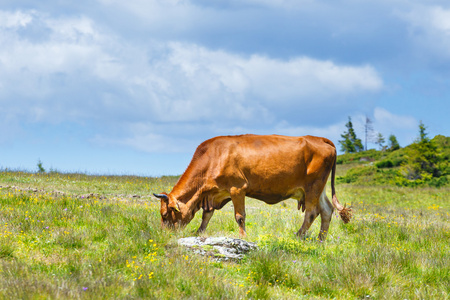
top-left (0, 170), bottom-right (449, 299)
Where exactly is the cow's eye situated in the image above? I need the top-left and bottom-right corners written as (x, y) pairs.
top-left (162, 212), bottom-right (169, 218)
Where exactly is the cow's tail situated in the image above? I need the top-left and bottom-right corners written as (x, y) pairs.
top-left (331, 153), bottom-right (352, 223)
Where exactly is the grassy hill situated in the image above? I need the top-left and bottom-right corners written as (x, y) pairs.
top-left (0, 165), bottom-right (449, 298)
top-left (337, 135), bottom-right (450, 187)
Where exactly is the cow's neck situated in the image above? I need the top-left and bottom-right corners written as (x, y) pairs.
top-left (170, 170), bottom-right (206, 213)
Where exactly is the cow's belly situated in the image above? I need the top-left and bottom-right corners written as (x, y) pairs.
top-left (246, 187), bottom-right (304, 205)
top-left (246, 192), bottom-right (289, 204)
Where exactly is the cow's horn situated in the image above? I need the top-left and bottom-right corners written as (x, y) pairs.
top-left (153, 193), bottom-right (169, 201)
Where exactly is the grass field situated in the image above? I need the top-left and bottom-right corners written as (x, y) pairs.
top-left (0, 170), bottom-right (449, 299)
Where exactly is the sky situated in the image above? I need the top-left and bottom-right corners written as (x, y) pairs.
top-left (1, 0), bottom-right (449, 176)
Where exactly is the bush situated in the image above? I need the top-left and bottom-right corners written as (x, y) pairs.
top-left (376, 160), bottom-right (394, 169)
top-left (392, 158), bottom-right (404, 167)
top-left (375, 158), bottom-right (403, 169)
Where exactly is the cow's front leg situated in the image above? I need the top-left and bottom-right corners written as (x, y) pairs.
top-left (230, 187), bottom-right (246, 237)
top-left (196, 209), bottom-right (214, 234)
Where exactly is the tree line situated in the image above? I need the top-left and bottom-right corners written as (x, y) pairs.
top-left (339, 116), bottom-right (399, 154)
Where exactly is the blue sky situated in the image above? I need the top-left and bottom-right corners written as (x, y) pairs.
top-left (1, 0), bottom-right (449, 176)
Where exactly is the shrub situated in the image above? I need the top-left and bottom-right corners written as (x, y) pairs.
top-left (376, 160), bottom-right (394, 169)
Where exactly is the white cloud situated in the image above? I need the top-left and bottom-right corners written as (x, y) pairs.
top-left (373, 107), bottom-right (416, 130)
top-left (398, 5), bottom-right (450, 60)
top-left (0, 10), bottom-right (33, 28)
top-left (402, 5), bottom-right (450, 34)
top-left (243, 55), bottom-right (382, 101)
top-left (429, 6), bottom-right (450, 33)
top-left (0, 9), bottom-right (385, 152)
top-left (0, 12), bottom-right (111, 89)
top-left (0, 10), bottom-right (124, 124)
top-left (149, 43), bottom-right (383, 120)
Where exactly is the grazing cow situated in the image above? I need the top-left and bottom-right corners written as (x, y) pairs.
top-left (154, 134), bottom-right (351, 241)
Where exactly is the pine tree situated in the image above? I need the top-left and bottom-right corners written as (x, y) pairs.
top-left (418, 121), bottom-right (429, 143)
top-left (339, 117), bottom-right (363, 153)
top-left (388, 134), bottom-right (400, 151)
top-left (404, 121), bottom-right (439, 179)
top-left (375, 133), bottom-right (385, 150)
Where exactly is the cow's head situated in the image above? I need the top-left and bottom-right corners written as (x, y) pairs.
top-left (153, 193), bottom-right (191, 229)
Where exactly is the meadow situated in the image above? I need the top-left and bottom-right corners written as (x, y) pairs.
top-left (0, 169), bottom-right (448, 299)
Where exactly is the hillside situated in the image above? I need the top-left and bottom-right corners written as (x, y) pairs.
top-left (0, 169), bottom-right (449, 299)
top-left (336, 135), bottom-right (450, 187)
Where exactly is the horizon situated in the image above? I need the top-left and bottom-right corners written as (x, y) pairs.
top-left (2, 131), bottom-right (447, 177)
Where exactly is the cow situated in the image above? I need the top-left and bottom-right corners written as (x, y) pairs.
top-left (153, 134), bottom-right (351, 241)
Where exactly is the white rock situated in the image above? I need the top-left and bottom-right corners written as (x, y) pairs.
top-left (178, 237), bottom-right (257, 260)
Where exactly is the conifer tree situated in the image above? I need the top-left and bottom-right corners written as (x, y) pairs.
top-left (375, 133), bottom-right (385, 150)
top-left (404, 121), bottom-right (439, 179)
top-left (388, 134), bottom-right (400, 151)
top-left (339, 117), bottom-right (363, 153)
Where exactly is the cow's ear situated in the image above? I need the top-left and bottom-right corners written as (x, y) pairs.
top-left (153, 193), bottom-right (169, 202)
top-left (169, 200), bottom-right (181, 213)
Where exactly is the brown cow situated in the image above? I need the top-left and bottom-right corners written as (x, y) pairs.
top-left (154, 134), bottom-right (351, 241)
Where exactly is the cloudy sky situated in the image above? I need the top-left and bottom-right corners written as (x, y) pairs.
top-left (1, 0), bottom-right (449, 176)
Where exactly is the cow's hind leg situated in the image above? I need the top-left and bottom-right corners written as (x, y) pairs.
top-left (318, 190), bottom-right (334, 241)
top-left (296, 205), bottom-right (319, 238)
top-left (296, 186), bottom-right (324, 239)
top-left (196, 209), bottom-right (214, 234)
top-left (230, 187), bottom-right (246, 237)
